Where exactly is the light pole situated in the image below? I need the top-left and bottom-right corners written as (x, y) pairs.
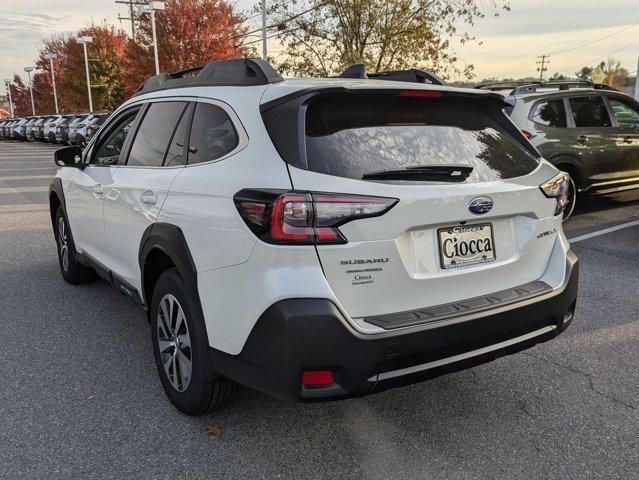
top-left (4, 80), bottom-right (14, 117)
top-left (75, 36), bottom-right (94, 112)
top-left (44, 53), bottom-right (59, 114)
top-left (141, 1), bottom-right (165, 75)
top-left (261, 0), bottom-right (267, 60)
top-left (24, 67), bottom-right (35, 115)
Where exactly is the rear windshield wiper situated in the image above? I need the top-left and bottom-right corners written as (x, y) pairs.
top-left (362, 164), bottom-right (474, 182)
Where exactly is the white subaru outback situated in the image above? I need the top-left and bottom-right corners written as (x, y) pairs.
top-left (50, 59), bottom-right (578, 415)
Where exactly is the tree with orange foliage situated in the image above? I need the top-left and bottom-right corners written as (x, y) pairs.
top-left (8, 74), bottom-right (32, 117)
top-left (122, 0), bottom-right (247, 96)
top-left (37, 25), bottom-right (129, 113)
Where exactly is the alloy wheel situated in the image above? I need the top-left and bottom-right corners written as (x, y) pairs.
top-left (57, 216), bottom-right (69, 271)
top-left (157, 294), bottom-right (192, 392)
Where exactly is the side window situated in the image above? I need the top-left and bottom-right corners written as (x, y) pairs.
top-left (127, 102), bottom-right (188, 167)
top-left (530, 99), bottom-right (567, 127)
top-left (187, 103), bottom-right (239, 165)
top-left (92, 109), bottom-right (140, 166)
top-left (164, 104), bottom-right (192, 167)
top-left (568, 96), bottom-right (611, 128)
top-left (609, 98), bottom-right (639, 128)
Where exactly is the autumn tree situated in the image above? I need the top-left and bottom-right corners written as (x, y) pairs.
top-left (601, 57), bottom-right (630, 90)
top-left (264, 0), bottom-right (510, 79)
top-left (122, 0), bottom-right (247, 96)
top-left (8, 74), bottom-right (32, 117)
top-left (39, 25), bottom-right (129, 113)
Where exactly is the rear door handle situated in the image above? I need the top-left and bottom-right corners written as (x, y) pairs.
top-left (93, 185), bottom-right (104, 195)
top-left (577, 135), bottom-right (589, 144)
top-left (624, 136), bottom-right (634, 144)
top-left (141, 190), bottom-right (157, 205)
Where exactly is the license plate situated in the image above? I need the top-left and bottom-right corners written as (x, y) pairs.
top-left (438, 223), bottom-right (496, 269)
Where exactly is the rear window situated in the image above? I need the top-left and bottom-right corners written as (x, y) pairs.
top-left (304, 93), bottom-right (539, 183)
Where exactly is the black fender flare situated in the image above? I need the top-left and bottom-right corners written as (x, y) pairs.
top-left (138, 223), bottom-right (199, 307)
top-left (49, 177), bottom-right (66, 228)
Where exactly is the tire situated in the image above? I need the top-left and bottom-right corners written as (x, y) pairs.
top-left (150, 268), bottom-right (234, 415)
top-left (562, 175), bottom-right (577, 222)
top-left (556, 166), bottom-right (579, 222)
top-left (54, 208), bottom-right (96, 284)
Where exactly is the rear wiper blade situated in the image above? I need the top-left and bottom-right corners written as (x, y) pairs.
top-left (362, 164), bottom-right (474, 182)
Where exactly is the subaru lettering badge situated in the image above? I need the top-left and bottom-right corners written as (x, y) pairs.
top-left (468, 197), bottom-right (493, 215)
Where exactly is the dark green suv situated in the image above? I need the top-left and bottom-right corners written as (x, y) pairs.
top-left (478, 81), bottom-right (639, 219)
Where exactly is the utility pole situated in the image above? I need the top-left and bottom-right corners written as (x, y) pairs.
top-left (536, 55), bottom-right (550, 81)
top-left (116, 0), bottom-right (147, 38)
top-left (261, 0), bottom-right (267, 60)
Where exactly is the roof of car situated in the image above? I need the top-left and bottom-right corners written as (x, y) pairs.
top-left (130, 58), bottom-right (502, 106)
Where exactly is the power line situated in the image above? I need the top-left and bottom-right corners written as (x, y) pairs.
top-left (546, 17), bottom-right (639, 56)
top-left (232, 2), bottom-right (326, 41)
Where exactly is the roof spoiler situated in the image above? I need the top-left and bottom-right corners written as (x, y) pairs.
top-left (336, 64), bottom-right (445, 85)
top-left (133, 58), bottom-right (284, 96)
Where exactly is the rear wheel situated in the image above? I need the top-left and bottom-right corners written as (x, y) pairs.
top-left (54, 208), bottom-right (96, 284)
top-left (150, 268), bottom-right (234, 415)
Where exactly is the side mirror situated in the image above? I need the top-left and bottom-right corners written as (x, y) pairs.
top-left (54, 146), bottom-right (84, 168)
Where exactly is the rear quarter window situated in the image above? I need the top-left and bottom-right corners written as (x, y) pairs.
top-left (304, 93), bottom-right (539, 183)
top-left (529, 99), bottom-right (567, 127)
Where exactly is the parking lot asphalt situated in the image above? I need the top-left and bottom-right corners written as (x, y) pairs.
top-left (0, 142), bottom-right (637, 480)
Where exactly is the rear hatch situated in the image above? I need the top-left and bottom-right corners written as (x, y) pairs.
top-left (261, 87), bottom-right (561, 322)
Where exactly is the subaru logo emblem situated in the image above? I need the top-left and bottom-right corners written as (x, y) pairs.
top-left (468, 197), bottom-right (493, 215)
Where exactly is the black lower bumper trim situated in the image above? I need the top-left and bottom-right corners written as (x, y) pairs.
top-left (365, 280), bottom-right (552, 330)
top-left (208, 252), bottom-right (579, 402)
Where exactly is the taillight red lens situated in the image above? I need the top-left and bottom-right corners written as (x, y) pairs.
top-left (235, 190), bottom-right (397, 245)
top-left (521, 129), bottom-right (533, 140)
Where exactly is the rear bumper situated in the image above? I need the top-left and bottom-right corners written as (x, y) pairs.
top-left (208, 251), bottom-right (578, 401)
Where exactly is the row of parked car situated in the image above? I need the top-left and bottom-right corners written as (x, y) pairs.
top-left (0, 112), bottom-right (110, 147)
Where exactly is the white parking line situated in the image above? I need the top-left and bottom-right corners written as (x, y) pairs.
top-left (0, 186), bottom-right (49, 194)
top-left (569, 219), bottom-right (639, 243)
top-left (0, 175), bottom-right (53, 181)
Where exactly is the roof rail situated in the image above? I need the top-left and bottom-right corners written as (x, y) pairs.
top-left (369, 69), bottom-right (444, 85)
top-left (475, 81), bottom-right (543, 92)
top-left (510, 84), bottom-right (543, 96)
top-left (133, 58), bottom-right (283, 96)
top-left (336, 64), bottom-right (445, 85)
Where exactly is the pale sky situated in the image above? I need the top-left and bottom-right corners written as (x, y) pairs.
top-left (1, 0), bottom-right (638, 95)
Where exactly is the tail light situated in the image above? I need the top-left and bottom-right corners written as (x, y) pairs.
top-left (521, 130), bottom-right (533, 140)
top-left (540, 172), bottom-right (570, 215)
top-left (397, 90), bottom-right (444, 99)
top-left (234, 190), bottom-right (397, 245)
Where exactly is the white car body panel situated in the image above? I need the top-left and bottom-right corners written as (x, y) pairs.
top-left (55, 76), bottom-right (574, 357)
top-left (63, 165), bottom-right (117, 268)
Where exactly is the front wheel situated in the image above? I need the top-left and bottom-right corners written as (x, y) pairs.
top-left (150, 269), bottom-right (234, 415)
top-left (54, 208), bottom-right (96, 284)
top-left (562, 175), bottom-right (577, 222)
